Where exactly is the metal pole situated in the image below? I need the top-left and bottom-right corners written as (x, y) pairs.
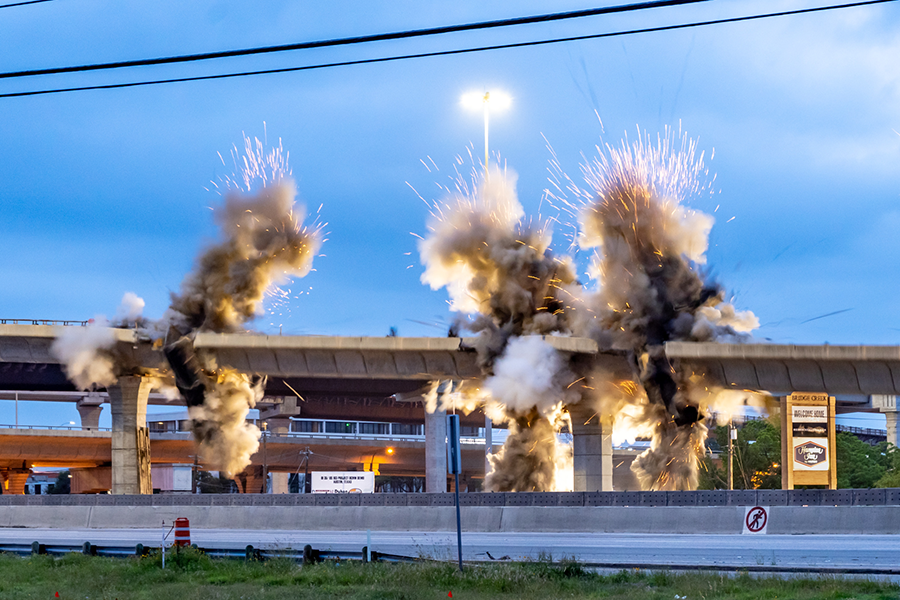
top-left (304, 447), bottom-right (310, 494)
top-left (727, 422), bottom-right (735, 491)
top-left (484, 416), bottom-right (492, 483)
top-left (483, 92), bottom-right (489, 171)
top-left (161, 521), bottom-right (166, 569)
top-left (262, 422), bottom-right (268, 494)
top-left (454, 472), bottom-right (463, 572)
top-left (14, 392), bottom-right (17, 428)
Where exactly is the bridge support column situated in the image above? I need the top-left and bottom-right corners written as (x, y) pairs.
top-left (0, 469), bottom-right (30, 495)
top-left (873, 396), bottom-right (900, 447)
top-left (885, 411), bottom-right (900, 447)
top-left (108, 376), bottom-right (152, 495)
top-left (234, 465), bottom-right (265, 494)
top-left (425, 404), bottom-right (447, 493)
top-left (570, 405), bottom-right (613, 492)
top-left (266, 418), bottom-right (291, 493)
top-left (77, 399), bottom-right (103, 431)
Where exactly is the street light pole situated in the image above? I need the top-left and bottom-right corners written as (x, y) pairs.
top-left (728, 421), bottom-right (736, 490)
top-left (462, 90), bottom-right (510, 174)
top-left (483, 92), bottom-right (490, 170)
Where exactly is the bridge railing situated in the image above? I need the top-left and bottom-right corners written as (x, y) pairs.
top-left (835, 424), bottom-right (887, 437)
top-left (0, 319), bottom-right (89, 326)
top-left (3, 488), bottom-right (900, 506)
top-left (0, 424), bottom-right (111, 432)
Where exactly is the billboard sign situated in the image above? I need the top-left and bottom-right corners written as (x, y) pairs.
top-left (781, 393), bottom-right (836, 488)
top-left (311, 472), bottom-right (375, 494)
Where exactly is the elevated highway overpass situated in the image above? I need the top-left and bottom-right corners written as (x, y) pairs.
top-left (0, 324), bottom-right (896, 495)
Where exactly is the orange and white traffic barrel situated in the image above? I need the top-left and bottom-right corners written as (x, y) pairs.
top-left (174, 518), bottom-right (191, 547)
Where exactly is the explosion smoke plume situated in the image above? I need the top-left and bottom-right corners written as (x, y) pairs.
top-left (418, 164), bottom-right (580, 492)
top-left (53, 135), bottom-right (322, 477)
top-left (578, 126), bottom-right (757, 489)
top-left (420, 129), bottom-right (759, 491)
top-left (164, 136), bottom-right (321, 476)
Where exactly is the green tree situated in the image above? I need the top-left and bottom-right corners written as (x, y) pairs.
top-left (872, 442), bottom-right (900, 488)
top-left (701, 421), bottom-right (897, 490)
top-left (835, 434), bottom-right (891, 489)
top-left (698, 419), bottom-right (781, 489)
top-left (48, 470), bottom-right (70, 494)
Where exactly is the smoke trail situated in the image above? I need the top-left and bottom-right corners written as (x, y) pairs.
top-left (577, 126), bottom-right (757, 489)
top-left (418, 163), bottom-right (580, 491)
top-left (163, 135), bottom-right (322, 476)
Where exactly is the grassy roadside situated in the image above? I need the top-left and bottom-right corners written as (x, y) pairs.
top-left (0, 550), bottom-right (896, 600)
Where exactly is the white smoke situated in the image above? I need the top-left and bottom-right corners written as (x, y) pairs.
top-left (51, 292), bottom-right (149, 390)
top-left (51, 318), bottom-right (118, 390)
top-left (114, 292), bottom-right (145, 323)
top-left (484, 336), bottom-right (572, 418)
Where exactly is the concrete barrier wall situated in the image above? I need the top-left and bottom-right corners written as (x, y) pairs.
top-left (2, 488), bottom-right (900, 508)
top-left (1, 503), bottom-right (899, 534)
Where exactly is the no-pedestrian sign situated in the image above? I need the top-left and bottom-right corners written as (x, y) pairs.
top-left (743, 506), bottom-right (769, 535)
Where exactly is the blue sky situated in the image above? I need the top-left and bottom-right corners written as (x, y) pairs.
top-left (0, 0), bottom-right (898, 427)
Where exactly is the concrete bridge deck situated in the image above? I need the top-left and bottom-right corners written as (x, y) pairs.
top-left (0, 324), bottom-right (897, 495)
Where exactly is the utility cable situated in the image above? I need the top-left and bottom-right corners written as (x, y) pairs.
top-left (0, 0), bottom-right (710, 80)
top-left (0, 0), bottom-right (894, 99)
top-left (0, 0), bottom-right (55, 8)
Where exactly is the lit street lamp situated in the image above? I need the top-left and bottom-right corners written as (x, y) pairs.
top-left (461, 90), bottom-right (511, 171)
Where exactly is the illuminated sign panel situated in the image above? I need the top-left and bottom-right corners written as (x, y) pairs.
top-left (780, 393), bottom-right (836, 489)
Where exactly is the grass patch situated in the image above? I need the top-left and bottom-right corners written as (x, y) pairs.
top-left (0, 552), bottom-right (895, 599)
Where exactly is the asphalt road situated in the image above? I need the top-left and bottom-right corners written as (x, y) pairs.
top-left (3, 528), bottom-right (900, 572)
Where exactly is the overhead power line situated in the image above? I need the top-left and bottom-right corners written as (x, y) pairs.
top-left (0, 0), bottom-right (55, 8)
top-left (1, 0), bottom-right (710, 80)
top-left (0, 0), bottom-right (894, 99)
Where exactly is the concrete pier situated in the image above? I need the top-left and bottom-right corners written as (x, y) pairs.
top-left (76, 399), bottom-right (103, 431)
top-left (234, 465), bottom-right (265, 494)
top-left (425, 405), bottom-right (447, 493)
top-left (265, 417), bottom-right (292, 494)
top-left (0, 468), bottom-right (31, 495)
top-left (108, 376), bottom-right (152, 495)
top-left (570, 405), bottom-right (613, 492)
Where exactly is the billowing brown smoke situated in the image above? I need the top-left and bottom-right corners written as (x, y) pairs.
top-left (483, 410), bottom-right (568, 492)
top-left (166, 181), bottom-right (319, 334)
top-left (163, 139), bottom-right (321, 476)
top-left (578, 127), bottom-right (757, 489)
top-left (53, 135), bottom-right (322, 477)
top-left (421, 130), bottom-right (758, 491)
top-left (419, 165), bottom-right (581, 492)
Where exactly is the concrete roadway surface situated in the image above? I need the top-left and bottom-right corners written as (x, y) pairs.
top-left (2, 528), bottom-right (900, 574)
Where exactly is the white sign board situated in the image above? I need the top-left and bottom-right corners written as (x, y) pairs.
top-left (742, 506), bottom-right (769, 535)
top-left (311, 472), bottom-right (374, 494)
top-left (792, 406), bottom-right (827, 422)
